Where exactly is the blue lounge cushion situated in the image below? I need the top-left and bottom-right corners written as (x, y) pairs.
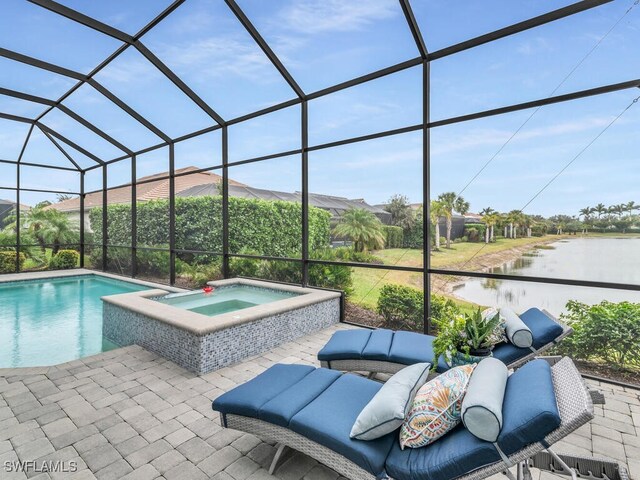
top-left (385, 425), bottom-right (500, 480)
top-left (493, 308), bottom-right (564, 365)
top-left (386, 358), bottom-right (561, 480)
top-left (361, 329), bottom-right (395, 361)
top-left (212, 364), bottom-right (315, 420)
top-left (520, 308), bottom-right (565, 349)
top-left (317, 329), bottom-right (372, 362)
top-left (497, 359), bottom-right (561, 455)
top-left (388, 331), bottom-right (449, 372)
top-left (289, 374), bottom-right (396, 479)
top-left (260, 368), bottom-right (342, 428)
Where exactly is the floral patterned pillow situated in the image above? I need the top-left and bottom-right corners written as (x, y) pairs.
top-left (399, 364), bottom-right (476, 449)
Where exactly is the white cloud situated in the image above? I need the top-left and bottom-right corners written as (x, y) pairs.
top-left (156, 36), bottom-right (274, 81)
top-left (516, 37), bottom-right (553, 56)
top-left (276, 0), bottom-right (399, 35)
top-left (432, 116), bottom-right (615, 156)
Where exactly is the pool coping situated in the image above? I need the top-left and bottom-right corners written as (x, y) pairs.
top-left (101, 278), bottom-right (342, 336)
top-left (0, 268), bottom-right (186, 293)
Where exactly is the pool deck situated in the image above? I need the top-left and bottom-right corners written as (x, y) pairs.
top-left (1, 324), bottom-right (638, 480)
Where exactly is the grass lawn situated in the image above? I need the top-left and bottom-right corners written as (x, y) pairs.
top-left (349, 235), bottom-right (561, 313)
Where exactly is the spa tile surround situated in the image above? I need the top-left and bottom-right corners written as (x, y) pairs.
top-left (103, 279), bottom-right (341, 374)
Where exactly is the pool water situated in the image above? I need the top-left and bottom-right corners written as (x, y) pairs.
top-left (157, 285), bottom-right (299, 316)
top-left (0, 275), bottom-right (149, 368)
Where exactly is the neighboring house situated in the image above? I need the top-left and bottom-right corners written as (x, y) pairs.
top-left (179, 184), bottom-right (391, 225)
top-left (0, 199), bottom-right (30, 228)
top-left (46, 167), bottom-right (245, 231)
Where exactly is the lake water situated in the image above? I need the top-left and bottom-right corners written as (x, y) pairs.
top-left (452, 237), bottom-right (640, 316)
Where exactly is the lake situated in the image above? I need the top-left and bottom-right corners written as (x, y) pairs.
top-left (452, 237), bottom-right (640, 316)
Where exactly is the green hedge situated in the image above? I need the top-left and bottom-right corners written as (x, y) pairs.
top-left (464, 223), bottom-right (487, 242)
top-left (90, 196), bottom-right (332, 257)
top-left (557, 300), bottom-right (640, 369)
top-left (382, 225), bottom-right (403, 248)
top-left (377, 284), bottom-right (462, 332)
top-left (377, 284), bottom-right (424, 331)
top-left (0, 251), bottom-right (25, 273)
top-left (49, 249), bottom-right (79, 269)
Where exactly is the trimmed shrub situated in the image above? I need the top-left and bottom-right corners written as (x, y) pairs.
top-left (377, 284), bottom-right (424, 331)
top-left (377, 285), bottom-right (462, 333)
top-left (229, 248), bottom-right (353, 296)
top-left (464, 223), bottom-right (486, 242)
top-left (332, 247), bottom-right (382, 265)
top-left (382, 225), bottom-right (403, 248)
top-left (0, 251), bottom-right (25, 273)
top-left (308, 249), bottom-right (353, 296)
top-left (557, 300), bottom-right (640, 369)
top-left (49, 249), bottom-right (79, 270)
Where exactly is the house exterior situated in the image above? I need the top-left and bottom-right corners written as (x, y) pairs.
top-left (46, 167), bottom-right (245, 231)
top-left (46, 166), bottom-right (388, 232)
top-left (0, 199), bottom-right (30, 228)
top-left (179, 183), bottom-right (391, 225)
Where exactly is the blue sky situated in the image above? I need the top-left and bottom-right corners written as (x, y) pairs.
top-left (0, 0), bottom-right (638, 216)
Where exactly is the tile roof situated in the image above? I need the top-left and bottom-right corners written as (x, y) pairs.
top-left (179, 184), bottom-right (391, 221)
top-left (47, 167), bottom-right (245, 212)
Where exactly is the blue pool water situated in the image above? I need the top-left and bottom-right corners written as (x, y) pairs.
top-left (158, 285), bottom-right (299, 316)
top-left (0, 275), bottom-right (150, 368)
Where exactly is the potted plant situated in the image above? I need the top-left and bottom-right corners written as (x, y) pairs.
top-left (432, 307), bottom-right (505, 367)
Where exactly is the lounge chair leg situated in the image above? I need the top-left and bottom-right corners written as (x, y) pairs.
top-left (546, 448), bottom-right (578, 480)
top-left (269, 443), bottom-right (288, 475)
top-left (502, 467), bottom-right (517, 480)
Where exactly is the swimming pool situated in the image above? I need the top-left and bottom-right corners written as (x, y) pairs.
top-left (0, 275), bottom-right (150, 368)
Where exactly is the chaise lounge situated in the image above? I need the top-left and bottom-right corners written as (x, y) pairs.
top-left (211, 357), bottom-right (623, 480)
top-left (318, 307), bottom-right (571, 375)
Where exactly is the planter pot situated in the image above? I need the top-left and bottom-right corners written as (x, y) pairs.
top-left (450, 349), bottom-right (493, 367)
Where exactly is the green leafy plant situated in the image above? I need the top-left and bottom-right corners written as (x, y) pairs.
top-left (432, 308), bottom-right (505, 366)
top-left (382, 225), bottom-right (403, 248)
top-left (0, 251), bottom-right (25, 273)
top-left (557, 300), bottom-right (640, 370)
top-left (90, 196), bottom-right (331, 260)
top-left (49, 249), bottom-right (79, 269)
top-left (377, 284), bottom-right (424, 331)
top-left (333, 208), bottom-right (385, 252)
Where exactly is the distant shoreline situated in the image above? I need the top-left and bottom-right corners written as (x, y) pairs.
top-left (434, 236), bottom-right (562, 297)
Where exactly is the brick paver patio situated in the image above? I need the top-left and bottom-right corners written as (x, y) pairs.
top-left (1, 325), bottom-right (638, 480)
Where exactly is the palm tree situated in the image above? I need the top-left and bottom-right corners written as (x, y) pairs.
top-left (625, 201), bottom-right (639, 217)
top-left (430, 200), bottom-right (445, 250)
top-left (18, 208), bottom-right (79, 255)
top-left (521, 214), bottom-right (534, 238)
top-left (437, 192), bottom-right (470, 248)
top-left (481, 210), bottom-right (498, 243)
top-left (594, 203), bottom-right (607, 219)
top-left (578, 207), bottom-right (594, 234)
top-left (40, 211), bottom-right (79, 254)
top-left (505, 210), bottom-right (524, 239)
top-left (479, 207), bottom-right (495, 217)
top-left (333, 208), bottom-right (385, 253)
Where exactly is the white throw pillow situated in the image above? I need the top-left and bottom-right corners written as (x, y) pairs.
top-left (350, 363), bottom-right (431, 441)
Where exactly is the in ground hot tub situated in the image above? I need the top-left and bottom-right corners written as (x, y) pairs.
top-left (157, 284), bottom-right (300, 316)
top-left (101, 279), bottom-right (341, 374)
